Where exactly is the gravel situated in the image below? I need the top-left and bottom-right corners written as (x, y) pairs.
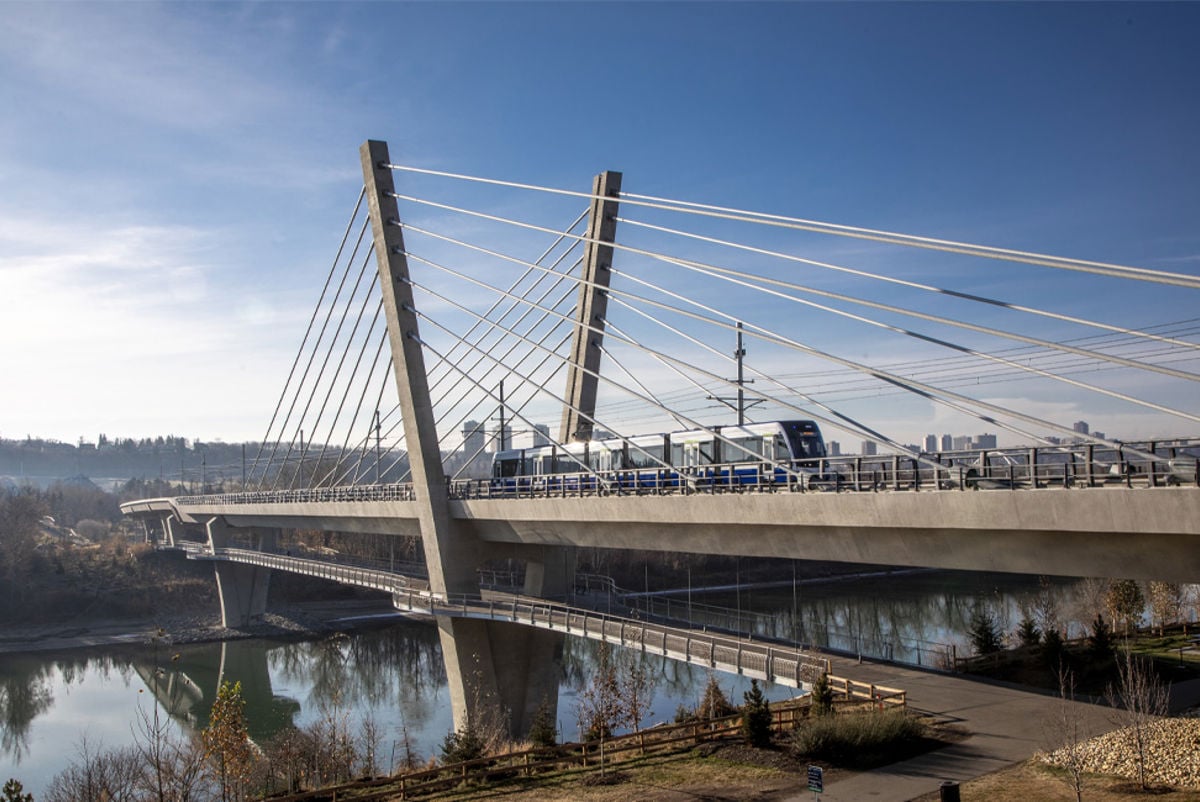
top-left (1039, 717), bottom-right (1200, 788)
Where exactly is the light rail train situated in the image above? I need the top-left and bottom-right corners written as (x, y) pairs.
top-left (490, 420), bottom-right (829, 492)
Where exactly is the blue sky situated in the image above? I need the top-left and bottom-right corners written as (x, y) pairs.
top-left (1, 1), bottom-right (1197, 450)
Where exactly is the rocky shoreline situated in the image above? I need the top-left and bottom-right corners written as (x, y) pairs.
top-left (0, 598), bottom-right (405, 656)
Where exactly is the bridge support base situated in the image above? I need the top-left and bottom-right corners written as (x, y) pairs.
top-left (213, 562), bottom-right (271, 628)
top-left (438, 617), bottom-right (563, 740)
top-left (207, 518), bottom-right (275, 628)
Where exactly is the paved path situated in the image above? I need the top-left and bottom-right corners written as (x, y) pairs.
top-left (783, 653), bottom-right (1200, 801)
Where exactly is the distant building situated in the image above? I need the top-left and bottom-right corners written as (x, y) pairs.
top-left (1073, 421), bottom-right (1090, 435)
top-left (861, 441), bottom-right (877, 456)
top-left (952, 435), bottom-right (973, 450)
top-left (490, 424), bottom-right (512, 452)
top-left (1093, 431), bottom-right (1106, 441)
top-left (940, 434), bottom-right (953, 451)
top-left (532, 424), bottom-right (550, 447)
top-left (827, 440), bottom-right (841, 456)
top-left (462, 420), bottom-right (486, 456)
top-left (924, 434), bottom-right (938, 453)
top-left (975, 433), bottom-right (997, 449)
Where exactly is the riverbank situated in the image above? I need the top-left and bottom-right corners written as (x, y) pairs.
top-left (0, 597), bottom-right (402, 656)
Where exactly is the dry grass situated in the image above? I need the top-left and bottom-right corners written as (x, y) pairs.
top-left (412, 750), bottom-right (801, 801)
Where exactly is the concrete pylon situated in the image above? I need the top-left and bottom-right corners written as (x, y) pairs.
top-left (361, 140), bottom-right (563, 739)
top-left (206, 517), bottom-right (271, 628)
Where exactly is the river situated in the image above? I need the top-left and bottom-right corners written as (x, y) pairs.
top-left (0, 570), bottom-right (1137, 796)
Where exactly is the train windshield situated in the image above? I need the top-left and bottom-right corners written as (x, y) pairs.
top-left (782, 421), bottom-right (826, 459)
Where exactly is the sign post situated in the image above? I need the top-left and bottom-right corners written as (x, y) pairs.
top-left (807, 764), bottom-right (824, 799)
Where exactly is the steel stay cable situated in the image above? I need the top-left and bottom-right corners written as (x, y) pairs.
top-left (625, 232), bottom-right (1200, 384)
top-left (405, 270), bottom-right (839, 481)
top-left (404, 246), bottom-right (960, 472)
top-left (641, 258), bottom-right (1200, 426)
top-left (277, 244), bottom-right (377, 490)
top-left (413, 209), bottom-right (588, 405)
top-left (442, 331), bottom-right (575, 483)
top-left (316, 329), bottom-right (392, 488)
top-left (410, 315), bottom-right (690, 483)
top-left (602, 295), bottom-right (930, 464)
top-left (309, 296), bottom-right (386, 484)
top-left (410, 233), bottom-right (583, 414)
top-left (402, 245), bottom-right (1043, 468)
top-left (617, 216), bottom-right (1200, 356)
top-left (253, 201), bottom-right (369, 487)
top-left (291, 271), bottom-right (383, 488)
top-left (607, 293), bottom-right (1052, 454)
top-left (264, 228), bottom-right (374, 488)
top-left (390, 191), bottom-right (1199, 353)
top-left (605, 267), bottom-right (1170, 465)
top-left (384, 162), bottom-right (1197, 288)
top-left (594, 335), bottom-right (693, 432)
top-left (616, 197), bottom-right (1200, 289)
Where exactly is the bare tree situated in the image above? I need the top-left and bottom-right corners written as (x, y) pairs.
top-left (1042, 666), bottom-right (1088, 802)
top-left (618, 652), bottom-right (657, 753)
top-left (1147, 581), bottom-right (1183, 636)
top-left (1106, 649), bottom-right (1170, 791)
top-left (43, 736), bottom-right (141, 802)
top-left (576, 642), bottom-right (623, 776)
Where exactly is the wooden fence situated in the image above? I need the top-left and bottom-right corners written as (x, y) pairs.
top-left (264, 687), bottom-right (906, 801)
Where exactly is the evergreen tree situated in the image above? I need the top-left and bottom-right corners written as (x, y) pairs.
top-left (528, 696), bottom-right (557, 749)
top-left (741, 680), bottom-right (773, 748)
top-left (1088, 614), bottom-right (1114, 660)
top-left (1017, 615), bottom-right (1041, 647)
top-left (2, 779), bottom-right (33, 802)
top-left (697, 673), bottom-right (735, 721)
top-left (969, 607), bottom-right (1002, 655)
top-left (811, 672), bottom-right (834, 717)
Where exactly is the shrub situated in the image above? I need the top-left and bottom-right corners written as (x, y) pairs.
top-left (440, 726), bottom-right (485, 765)
top-left (788, 710), bottom-right (928, 769)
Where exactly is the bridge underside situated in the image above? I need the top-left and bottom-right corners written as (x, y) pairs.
top-left (135, 487), bottom-right (1200, 583)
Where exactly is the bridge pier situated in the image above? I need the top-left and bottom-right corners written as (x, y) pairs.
top-left (207, 518), bottom-right (273, 627)
top-left (438, 617), bottom-right (563, 739)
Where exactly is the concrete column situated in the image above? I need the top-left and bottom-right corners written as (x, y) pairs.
top-left (207, 518), bottom-right (271, 628)
top-left (363, 140), bottom-right (568, 739)
top-left (438, 617), bottom-right (563, 738)
top-left (161, 513), bottom-right (177, 547)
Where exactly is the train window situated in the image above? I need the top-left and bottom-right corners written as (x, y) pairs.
top-left (630, 444), bottom-right (662, 468)
top-left (671, 443), bottom-right (685, 465)
top-left (728, 436), bottom-right (764, 463)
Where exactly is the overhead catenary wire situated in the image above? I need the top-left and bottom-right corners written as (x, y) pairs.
top-left (404, 254), bottom-right (942, 476)
top-left (630, 257), bottom-right (1200, 426)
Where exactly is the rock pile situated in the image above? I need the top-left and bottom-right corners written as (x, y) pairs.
top-left (1039, 718), bottom-right (1200, 788)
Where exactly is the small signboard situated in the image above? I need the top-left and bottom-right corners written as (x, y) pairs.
top-left (807, 764), bottom-right (824, 793)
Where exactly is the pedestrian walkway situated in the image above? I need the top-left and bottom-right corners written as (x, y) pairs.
top-left (783, 652), bottom-right (1200, 802)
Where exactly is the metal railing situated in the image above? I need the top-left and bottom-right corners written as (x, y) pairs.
top-left (169, 439), bottom-right (1199, 507)
top-left (572, 574), bottom-right (956, 671)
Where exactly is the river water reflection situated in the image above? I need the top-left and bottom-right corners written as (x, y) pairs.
top-left (0, 571), bottom-right (1125, 795)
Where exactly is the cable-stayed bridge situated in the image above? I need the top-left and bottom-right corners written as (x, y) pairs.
top-left (122, 140), bottom-right (1199, 736)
